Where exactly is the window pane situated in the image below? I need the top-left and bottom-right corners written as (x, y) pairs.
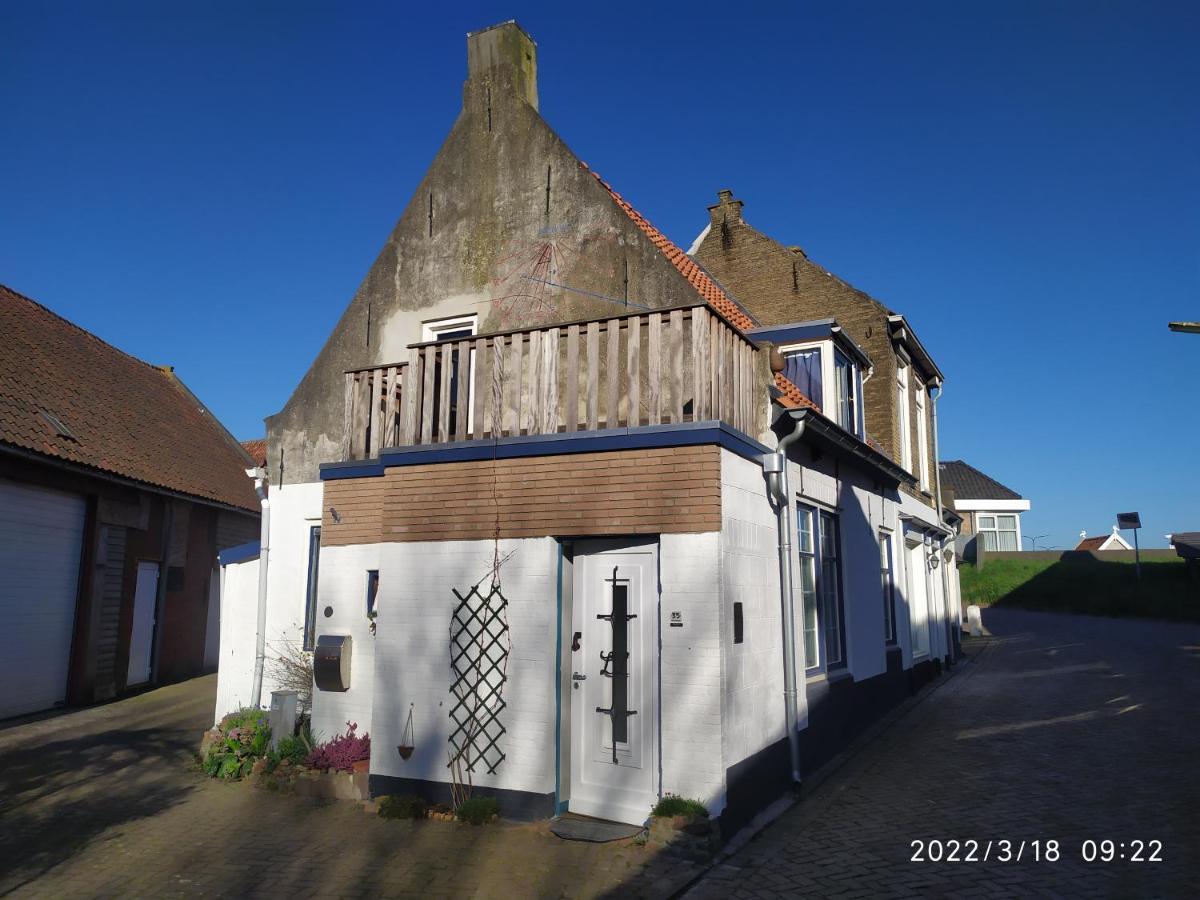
top-left (980, 530), bottom-right (998, 551)
top-left (822, 557), bottom-right (842, 666)
top-left (801, 558), bottom-right (819, 669)
top-left (784, 349), bottom-right (823, 408)
top-left (978, 516), bottom-right (995, 529)
top-left (820, 512), bottom-right (839, 560)
top-left (997, 515), bottom-right (1017, 528)
top-left (998, 531), bottom-right (1019, 551)
top-left (797, 507), bottom-right (814, 554)
top-left (610, 582), bottom-right (629, 744)
top-left (881, 534), bottom-right (895, 643)
top-left (303, 526), bottom-right (321, 651)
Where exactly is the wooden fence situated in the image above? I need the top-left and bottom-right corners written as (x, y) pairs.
top-left (342, 304), bottom-right (760, 460)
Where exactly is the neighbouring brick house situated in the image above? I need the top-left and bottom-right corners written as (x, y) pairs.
top-left (216, 21), bottom-right (961, 835)
top-left (0, 284), bottom-right (260, 719)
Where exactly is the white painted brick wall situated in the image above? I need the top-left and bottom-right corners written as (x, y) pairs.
top-left (719, 450), bottom-right (786, 784)
top-left (659, 531), bottom-right (726, 813)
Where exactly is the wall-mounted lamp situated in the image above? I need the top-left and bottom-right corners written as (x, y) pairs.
top-left (928, 552), bottom-right (941, 570)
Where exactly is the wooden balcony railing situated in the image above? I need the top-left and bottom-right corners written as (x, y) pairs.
top-left (342, 303), bottom-right (760, 461)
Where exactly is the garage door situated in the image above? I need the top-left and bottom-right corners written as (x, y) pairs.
top-left (0, 480), bottom-right (87, 719)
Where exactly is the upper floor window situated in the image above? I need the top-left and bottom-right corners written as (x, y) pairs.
top-left (977, 514), bottom-right (1019, 551)
top-left (798, 503), bottom-right (846, 674)
top-left (422, 315), bottom-right (478, 437)
top-left (914, 378), bottom-right (930, 492)
top-left (833, 350), bottom-right (860, 436)
top-left (897, 362), bottom-right (912, 473)
top-left (783, 347), bottom-right (823, 408)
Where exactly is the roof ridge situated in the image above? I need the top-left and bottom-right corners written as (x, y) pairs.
top-left (1, 282), bottom-right (163, 373)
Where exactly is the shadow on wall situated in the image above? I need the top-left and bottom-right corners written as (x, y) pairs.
top-left (960, 553), bottom-right (1198, 622)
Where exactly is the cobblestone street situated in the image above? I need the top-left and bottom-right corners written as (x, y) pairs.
top-left (1, 607), bottom-right (1197, 898)
top-left (688, 608), bottom-right (1200, 899)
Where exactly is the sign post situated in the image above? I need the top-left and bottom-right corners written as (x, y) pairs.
top-left (1117, 512), bottom-right (1142, 579)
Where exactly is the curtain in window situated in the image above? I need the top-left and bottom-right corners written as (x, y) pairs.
top-left (784, 349), bottom-right (823, 408)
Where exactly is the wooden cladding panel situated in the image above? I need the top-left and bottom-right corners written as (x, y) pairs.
top-left (321, 445), bottom-right (721, 545)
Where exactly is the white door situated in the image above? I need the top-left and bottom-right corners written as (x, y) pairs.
top-left (126, 561), bottom-right (160, 686)
top-left (0, 480), bottom-right (86, 719)
top-left (906, 536), bottom-right (931, 660)
top-left (569, 541), bottom-right (658, 825)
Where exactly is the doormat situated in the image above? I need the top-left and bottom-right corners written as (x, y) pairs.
top-left (550, 814), bottom-right (643, 843)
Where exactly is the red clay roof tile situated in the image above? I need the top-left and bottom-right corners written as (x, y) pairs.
top-left (1, 284), bottom-right (258, 512)
top-left (583, 164), bottom-right (757, 332)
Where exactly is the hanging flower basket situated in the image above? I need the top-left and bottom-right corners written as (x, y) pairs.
top-left (397, 744), bottom-right (414, 760)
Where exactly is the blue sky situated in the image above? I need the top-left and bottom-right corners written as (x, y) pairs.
top-left (2, 1), bottom-right (1196, 549)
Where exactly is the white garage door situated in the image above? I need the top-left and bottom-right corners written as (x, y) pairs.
top-left (0, 479), bottom-right (87, 719)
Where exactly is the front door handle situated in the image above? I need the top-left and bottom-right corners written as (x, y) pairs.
top-left (572, 673), bottom-right (587, 681)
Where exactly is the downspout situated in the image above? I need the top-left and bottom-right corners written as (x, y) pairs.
top-left (249, 467), bottom-right (271, 708)
top-left (929, 381), bottom-right (954, 658)
top-left (762, 411), bottom-right (807, 783)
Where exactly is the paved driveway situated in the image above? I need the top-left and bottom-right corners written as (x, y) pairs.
top-left (688, 608), bottom-right (1200, 899)
top-left (2, 609), bottom-right (1197, 898)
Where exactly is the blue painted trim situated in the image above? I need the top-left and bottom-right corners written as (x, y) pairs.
top-left (218, 540), bottom-right (260, 566)
top-left (554, 542), bottom-right (566, 815)
top-left (748, 322), bottom-right (833, 344)
top-left (319, 421), bottom-right (772, 480)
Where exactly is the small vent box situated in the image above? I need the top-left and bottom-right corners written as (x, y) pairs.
top-left (313, 634), bottom-right (352, 692)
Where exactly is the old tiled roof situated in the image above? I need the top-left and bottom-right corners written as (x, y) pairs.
top-left (1, 284), bottom-right (258, 512)
top-left (583, 164), bottom-right (757, 332)
top-left (1075, 536), bottom-right (1108, 551)
top-left (939, 459), bottom-right (1022, 501)
top-left (242, 439), bottom-right (268, 467)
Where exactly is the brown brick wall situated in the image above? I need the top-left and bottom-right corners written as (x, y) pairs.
top-left (693, 193), bottom-right (937, 501)
top-left (321, 445), bottom-right (721, 545)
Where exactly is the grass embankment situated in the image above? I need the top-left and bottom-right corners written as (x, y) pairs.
top-left (960, 555), bottom-right (1198, 621)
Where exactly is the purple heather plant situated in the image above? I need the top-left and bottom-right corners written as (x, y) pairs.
top-left (305, 721), bottom-right (371, 772)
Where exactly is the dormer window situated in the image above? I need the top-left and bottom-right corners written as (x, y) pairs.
top-left (780, 339), bottom-right (865, 439)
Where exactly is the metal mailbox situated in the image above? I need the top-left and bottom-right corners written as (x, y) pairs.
top-left (313, 634), bottom-right (352, 692)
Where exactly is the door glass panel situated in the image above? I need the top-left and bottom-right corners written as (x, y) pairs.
top-left (610, 582), bottom-right (629, 744)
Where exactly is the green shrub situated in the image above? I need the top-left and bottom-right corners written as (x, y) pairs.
top-left (203, 708), bottom-right (271, 781)
top-left (455, 796), bottom-right (499, 825)
top-left (378, 795), bottom-right (428, 820)
top-left (651, 794), bottom-right (708, 818)
top-left (275, 734), bottom-right (310, 767)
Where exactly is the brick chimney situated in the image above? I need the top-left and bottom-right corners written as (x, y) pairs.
top-left (466, 20), bottom-right (538, 112)
top-left (708, 189), bottom-right (744, 228)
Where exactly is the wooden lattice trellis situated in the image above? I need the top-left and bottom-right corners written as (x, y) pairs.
top-left (448, 582), bottom-right (510, 775)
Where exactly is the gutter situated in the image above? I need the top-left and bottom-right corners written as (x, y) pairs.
top-left (761, 413), bottom-right (806, 783)
top-left (248, 467), bottom-right (271, 708)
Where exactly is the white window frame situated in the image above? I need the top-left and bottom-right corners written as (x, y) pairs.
top-left (778, 340), bottom-right (827, 410)
top-left (880, 530), bottom-right (897, 644)
top-left (905, 531), bottom-right (932, 660)
top-left (976, 513), bottom-right (1021, 552)
top-left (421, 314), bottom-right (478, 434)
top-left (914, 377), bottom-right (930, 492)
top-left (832, 348), bottom-right (860, 437)
top-left (896, 361), bottom-right (912, 473)
top-left (798, 501), bottom-right (846, 676)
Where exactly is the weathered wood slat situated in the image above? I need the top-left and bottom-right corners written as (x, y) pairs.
top-left (586, 321), bottom-right (600, 430)
top-left (421, 345), bottom-right (436, 444)
top-left (526, 329), bottom-right (541, 435)
top-left (383, 365), bottom-right (399, 450)
top-left (454, 341), bottom-right (470, 441)
top-left (605, 319), bottom-right (620, 428)
top-left (565, 324), bottom-right (579, 433)
top-left (626, 315), bottom-right (641, 427)
top-left (342, 372), bottom-right (354, 460)
top-left (437, 343), bottom-right (452, 443)
top-left (543, 326), bottom-right (559, 434)
top-left (692, 308), bottom-right (707, 420)
top-left (369, 370), bottom-right (382, 458)
top-left (401, 353), bottom-right (417, 446)
top-left (509, 333), bottom-right (524, 435)
top-left (647, 312), bottom-right (661, 425)
top-left (709, 313), bottom-right (720, 422)
top-left (472, 338), bottom-right (486, 439)
top-left (669, 308), bottom-right (684, 424)
top-left (353, 371), bottom-right (371, 458)
top-left (491, 334), bottom-right (506, 438)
